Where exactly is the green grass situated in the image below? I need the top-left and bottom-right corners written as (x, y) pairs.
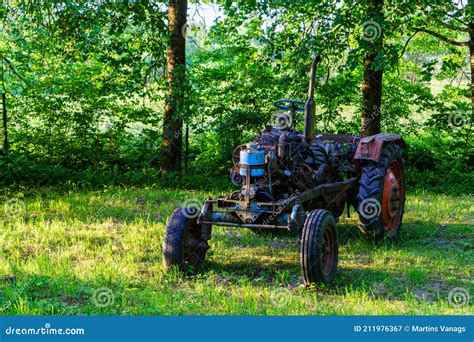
top-left (0, 185), bottom-right (472, 315)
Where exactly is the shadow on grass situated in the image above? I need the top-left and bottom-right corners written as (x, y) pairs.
top-left (203, 221), bottom-right (472, 299)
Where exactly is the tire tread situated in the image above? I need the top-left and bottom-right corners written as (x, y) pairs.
top-left (300, 209), bottom-right (338, 284)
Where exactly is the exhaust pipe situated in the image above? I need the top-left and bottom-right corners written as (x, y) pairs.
top-left (304, 55), bottom-right (322, 142)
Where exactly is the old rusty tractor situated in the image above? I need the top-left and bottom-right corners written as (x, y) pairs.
top-left (163, 56), bottom-right (406, 284)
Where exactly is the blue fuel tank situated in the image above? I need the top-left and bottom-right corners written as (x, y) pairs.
top-left (240, 143), bottom-right (265, 177)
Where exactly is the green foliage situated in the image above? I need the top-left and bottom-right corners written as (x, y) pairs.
top-left (1, 1), bottom-right (167, 168)
top-left (0, 1), bottom-right (472, 187)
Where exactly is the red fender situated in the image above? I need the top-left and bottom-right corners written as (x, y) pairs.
top-left (354, 133), bottom-right (406, 162)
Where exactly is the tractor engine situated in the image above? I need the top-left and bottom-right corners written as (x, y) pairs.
top-left (229, 129), bottom-right (358, 204)
top-left (230, 128), bottom-right (318, 203)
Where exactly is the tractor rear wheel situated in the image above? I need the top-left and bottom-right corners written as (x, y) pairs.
top-left (357, 143), bottom-right (406, 244)
top-left (300, 209), bottom-right (338, 285)
top-left (163, 207), bottom-right (209, 274)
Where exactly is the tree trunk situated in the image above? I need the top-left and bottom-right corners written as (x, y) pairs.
top-left (361, 52), bottom-right (383, 136)
top-left (161, 0), bottom-right (187, 172)
top-left (470, 23), bottom-right (474, 112)
top-left (361, 0), bottom-right (384, 136)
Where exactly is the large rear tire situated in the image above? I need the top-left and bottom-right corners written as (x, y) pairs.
top-left (163, 207), bottom-right (209, 274)
top-left (357, 143), bottom-right (406, 244)
top-left (300, 209), bottom-right (338, 285)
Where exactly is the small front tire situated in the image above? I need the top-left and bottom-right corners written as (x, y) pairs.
top-left (162, 207), bottom-right (209, 274)
top-left (300, 209), bottom-right (338, 285)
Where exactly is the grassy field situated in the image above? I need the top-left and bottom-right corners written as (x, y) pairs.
top-left (0, 185), bottom-right (472, 315)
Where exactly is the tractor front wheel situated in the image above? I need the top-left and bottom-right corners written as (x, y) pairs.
top-left (163, 207), bottom-right (209, 274)
top-left (300, 209), bottom-right (338, 285)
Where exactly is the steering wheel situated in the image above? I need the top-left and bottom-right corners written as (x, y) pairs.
top-left (274, 99), bottom-right (305, 112)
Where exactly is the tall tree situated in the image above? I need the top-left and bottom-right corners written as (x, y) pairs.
top-left (162, 0), bottom-right (187, 171)
top-left (361, 0), bottom-right (384, 136)
top-left (470, 0), bottom-right (474, 112)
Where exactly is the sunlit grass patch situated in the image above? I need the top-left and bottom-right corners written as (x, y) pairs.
top-left (0, 186), bottom-right (472, 315)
